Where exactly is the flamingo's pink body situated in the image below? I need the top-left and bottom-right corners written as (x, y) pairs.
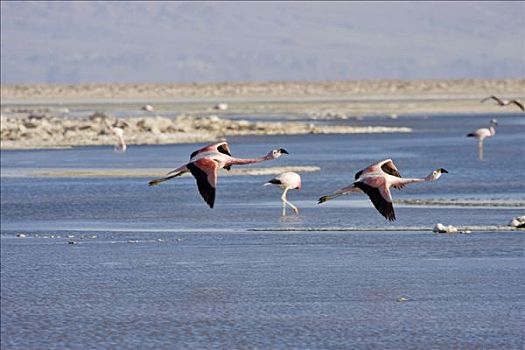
top-left (109, 126), bottom-right (127, 152)
top-left (468, 126), bottom-right (496, 140)
top-left (467, 119), bottom-right (497, 160)
top-left (318, 159), bottom-right (448, 221)
top-left (149, 141), bottom-right (288, 208)
top-left (265, 172), bottom-right (302, 215)
top-left (103, 119), bottom-right (127, 152)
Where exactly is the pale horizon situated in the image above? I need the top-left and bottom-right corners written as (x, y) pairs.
top-left (1, 1), bottom-right (524, 84)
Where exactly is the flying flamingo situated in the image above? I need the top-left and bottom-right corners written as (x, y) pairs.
top-left (480, 96), bottom-right (524, 112)
top-left (264, 172), bottom-right (302, 215)
top-left (318, 159), bottom-right (448, 221)
top-left (104, 119), bottom-right (127, 152)
top-left (148, 141), bottom-right (288, 208)
top-left (467, 119), bottom-right (497, 160)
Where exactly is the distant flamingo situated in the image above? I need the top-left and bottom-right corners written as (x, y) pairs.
top-left (481, 96), bottom-right (524, 112)
top-left (148, 141), bottom-right (288, 208)
top-left (318, 159), bottom-right (448, 221)
top-left (264, 172), bottom-right (302, 215)
top-left (104, 119), bottom-right (127, 152)
top-left (467, 119), bottom-right (497, 160)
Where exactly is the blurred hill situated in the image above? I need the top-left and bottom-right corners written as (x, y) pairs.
top-left (1, 1), bottom-right (524, 83)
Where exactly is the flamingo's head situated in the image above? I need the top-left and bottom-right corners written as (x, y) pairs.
top-left (268, 148), bottom-right (289, 159)
top-left (490, 119), bottom-right (498, 126)
top-left (428, 168), bottom-right (448, 181)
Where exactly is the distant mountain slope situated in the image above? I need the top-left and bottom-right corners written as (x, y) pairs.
top-left (1, 1), bottom-right (524, 83)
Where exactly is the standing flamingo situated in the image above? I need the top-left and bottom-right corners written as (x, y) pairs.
top-left (148, 141), bottom-right (288, 208)
top-left (318, 159), bottom-right (448, 221)
top-left (481, 96), bottom-right (524, 112)
top-left (264, 172), bottom-right (302, 215)
top-left (104, 119), bottom-right (127, 152)
top-left (467, 119), bottom-right (497, 160)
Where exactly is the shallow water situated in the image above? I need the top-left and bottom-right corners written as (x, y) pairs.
top-left (1, 113), bottom-right (525, 349)
top-left (2, 230), bottom-right (524, 349)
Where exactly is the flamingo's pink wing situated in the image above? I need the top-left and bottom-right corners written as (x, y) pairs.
top-left (216, 142), bottom-right (232, 156)
top-left (190, 141), bottom-right (231, 159)
top-left (355, 177), bottom-right (396, 221)
top-left (381, 160), bottom-right (402, 178)
top-left (355, 159), bottom-right (392, 180)
top-left (187, 158), bottom-right (219, 208)
top-left (381, 160), bottom-right (404, 189)
top-left (216, 142), bottom-right (233, 170)
top-left (355, 164), bottom-right (377, 179)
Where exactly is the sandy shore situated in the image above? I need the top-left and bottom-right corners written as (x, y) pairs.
top-left (0, 112), bottom-right (412, 149)
top-left (1, 79), bottom-right (523, 149)
top-left (3, 79), bottom-right (524, 103)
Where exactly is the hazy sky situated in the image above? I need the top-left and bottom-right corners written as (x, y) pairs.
top-left (1, 1), bottom-right (524, 84)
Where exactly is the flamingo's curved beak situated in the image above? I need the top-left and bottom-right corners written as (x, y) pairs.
top-left (439, 168), bottom-right (448, 173)
top-left (279, 148), bottom-right (289, 154)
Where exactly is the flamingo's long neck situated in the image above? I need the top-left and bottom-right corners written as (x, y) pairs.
top-left (396, 172), bottom-right (437, 185)
top-left (116, 133), bottom-right (125, 143)
top-left (397, 177), bottom-right (426, 185)
top-left (489, 126), bottom-right (496, 136)
top-left (229, 154), bottom-right (272, 165)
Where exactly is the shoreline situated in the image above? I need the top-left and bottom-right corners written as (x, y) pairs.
top-left (2, 79), bottom-right (524, 150)
top-left (0, 112), bottom-right (412, 150)
top-left (3, 78), bottom-right (524, 100)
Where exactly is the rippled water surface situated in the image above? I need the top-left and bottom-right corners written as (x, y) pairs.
top-left (1, 113), bottom-right (524, 349)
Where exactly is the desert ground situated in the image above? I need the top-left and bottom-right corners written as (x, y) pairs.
top-left (1, 79), bottom-right (524, 149)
